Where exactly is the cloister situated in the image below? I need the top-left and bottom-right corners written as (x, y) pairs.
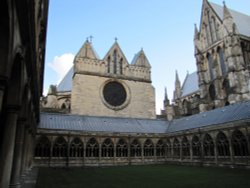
top-left (34, 128), bottom-right (250, 167)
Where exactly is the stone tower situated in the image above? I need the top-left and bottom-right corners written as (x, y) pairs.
top-left (194, 0), bottom-right (250, 112)
top-left (71, 40), bottom-right (156, 119)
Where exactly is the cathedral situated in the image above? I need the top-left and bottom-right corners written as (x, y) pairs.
top-left (0, 0), bottom-right (250, 187)
top-left (37, 0), bottom-right (250, 169)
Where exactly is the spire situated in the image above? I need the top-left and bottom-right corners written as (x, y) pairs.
top-left (163, 87), bottom-right (170, 108)
top-left (174, 70), bottom-right (181, 99)
top-left (75, 39), bottom-right (99, 60)
top-left (175, 70), bottom-right (180, 84)
top-left (223, 1), bottom-right (232, 20)
top-left (194, 24), bottom-right (199, 40)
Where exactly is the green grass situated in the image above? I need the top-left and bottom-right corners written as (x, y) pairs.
top-left (36, 165), bottom-right (250, 188)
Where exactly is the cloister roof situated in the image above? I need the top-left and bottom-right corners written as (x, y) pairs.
top-left (39, 100), bottom-right (250, 134)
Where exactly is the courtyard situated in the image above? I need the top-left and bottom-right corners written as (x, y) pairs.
top-left (36, 165), bottom-right (250, 188)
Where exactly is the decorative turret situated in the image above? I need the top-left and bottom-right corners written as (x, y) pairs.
top-left (163, 87), bottom-right (170, 107)
top-left (223, 1), bottom-right (238, 34)
top-left (174, 70), bottom-right (181, 100)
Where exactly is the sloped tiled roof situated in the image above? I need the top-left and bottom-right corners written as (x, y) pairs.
top-left (39, 100), bottom-right (250, 134)
top-left (209, 2), bottom-right (250, 37)
top-left (57, 67), bottom-right (73, 92)
top-left (181, 72), bottom-right (199, 97)
top-left (39, 113), bottom-right (169, 134)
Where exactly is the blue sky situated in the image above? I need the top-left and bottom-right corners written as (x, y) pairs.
top-left (44, 0), bottom-right (250, 114)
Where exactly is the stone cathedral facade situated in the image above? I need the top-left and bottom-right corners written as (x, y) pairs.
top-left (37, 0), bottom-right (250, 169)
top-left (165, 0), bottom-right (250, 120)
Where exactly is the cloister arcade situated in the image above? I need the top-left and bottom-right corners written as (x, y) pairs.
top-left (34, 128), bottom-right (250, 167)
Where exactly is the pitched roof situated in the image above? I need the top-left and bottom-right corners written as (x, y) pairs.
top-left (39, 113), bottom-right (169, 134)
top-left (181, 72), bottom-right (199, 97)
top-left (39, 100), bottom-right (250, 134)
top-left (131, 49), bottom-right (151, 68)
top-left (209, 2), bottom-right (250, 37)
top-left (75, 40), bottom-right (99, 59)
top-left (57, 67), bottom-right (73, 92)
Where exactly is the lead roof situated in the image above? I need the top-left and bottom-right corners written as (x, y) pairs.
top-left (39, 100), bottom-right (250, 134)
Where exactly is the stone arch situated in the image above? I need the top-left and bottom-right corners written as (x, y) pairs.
top-left (192, 135), bottom-right (201, 157)
top-left (203, 133), bottom-right (214, 157)
top-left (35, 136), bottom-right (51, 157)
top-left (116, 138), bottom-right (128, 157)
top-left (232, 130), bottom-right (249, 157)
top-left (86, 137), bottom-right (99, 157)
top-left (101, 138), bottom-right (114, 157)
top-left (209, 84), bottom-right (216, 101)
top-left (156, 139), bottom-right (165, 157)
top-left (173, 138), bottom-right (180, 158)
top-left (130, 139), bottom-right (141, 157)
top-left (143, 139), bottom-right (154, 157)
top-left (52, 136), bottom-right (67, 157)
top-left (216, 132), bottom-right (230, 157)
top-left (181, 136), bottom-right (190, 158)
top-left (69, 137), bottom-right (84, 157)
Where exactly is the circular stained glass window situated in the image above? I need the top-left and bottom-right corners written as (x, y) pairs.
top-left (103, 81), bottom-right (127, 107)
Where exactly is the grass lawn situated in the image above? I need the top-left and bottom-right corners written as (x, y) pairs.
top-left (36, 165), bottom-right (250, 188)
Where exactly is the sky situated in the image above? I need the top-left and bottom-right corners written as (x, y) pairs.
top-left (44, 0), bottom-right (250, 114)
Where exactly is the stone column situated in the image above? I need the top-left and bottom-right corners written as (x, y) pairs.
top-left (9, 120), bottom-right (26, 188)
top-left (141, 143), bottom-right (144, 164)
top-left (20, 127), bottom-right (29, 177)
top-left (180, 143), bottom-right (183, 161)
top-left (98, 143), bottom-right (102, 165)
top-left (0, 107), bottom-right (19, 188)
top-left (153, 144), bottom-right (157, 163)
top-left (228, 134), bottom-right (234, 166)
top-left (128, 138), bottom-right (131, 165)
top-left (83, 141), bottom-right (86, 166)
top-left (113, 141), bottom-right (116, 165)
top-left (214, 141), bottom-right (218, 165)
top-left (189, 140), bottom-right (193, 161)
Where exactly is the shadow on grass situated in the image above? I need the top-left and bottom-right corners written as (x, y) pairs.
top-left (36, 165), bottom-right (250, 188)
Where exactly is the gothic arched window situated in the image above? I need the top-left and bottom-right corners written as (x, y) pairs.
top-left (182, 137), bottom-right (190, 158)
top-left (203, 134), bottom-right (214, 157)
top-left (86, 138), bottom-right (99, 157)
top-left (69, 137), bottom-right (84, 157)
top-left (101, 138), bottom-right (114, 157)
top-left (156, 139), bottom-right (165, 157)
top-left (232, 130), bottom-right (249, 156)
top-left (107, 56), bottom-right (111, 73)
top-left (216, 132), bottom-right (230, 157)
top-left (52, 136), bottom-right (67, 157)
top-left (143, 139), bottom-right (154, 157)
top-left (113, 50), bottom-right (117, 74)
top-left (131, 139), bottom-right (141, 157)
top-left (35, 136), bottom-right (51, 157)
top-left (217, 47), bottom-right (226, 76)
top-left (116, 139), bottom-right (128, 157)
top-left (207, 53), bottom-right (214, 80)
top-left (192, 135), bottom-right (201, 157)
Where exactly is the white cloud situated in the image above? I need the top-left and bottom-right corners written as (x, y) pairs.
top-left (48, 53), bottom-right (75, 84)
